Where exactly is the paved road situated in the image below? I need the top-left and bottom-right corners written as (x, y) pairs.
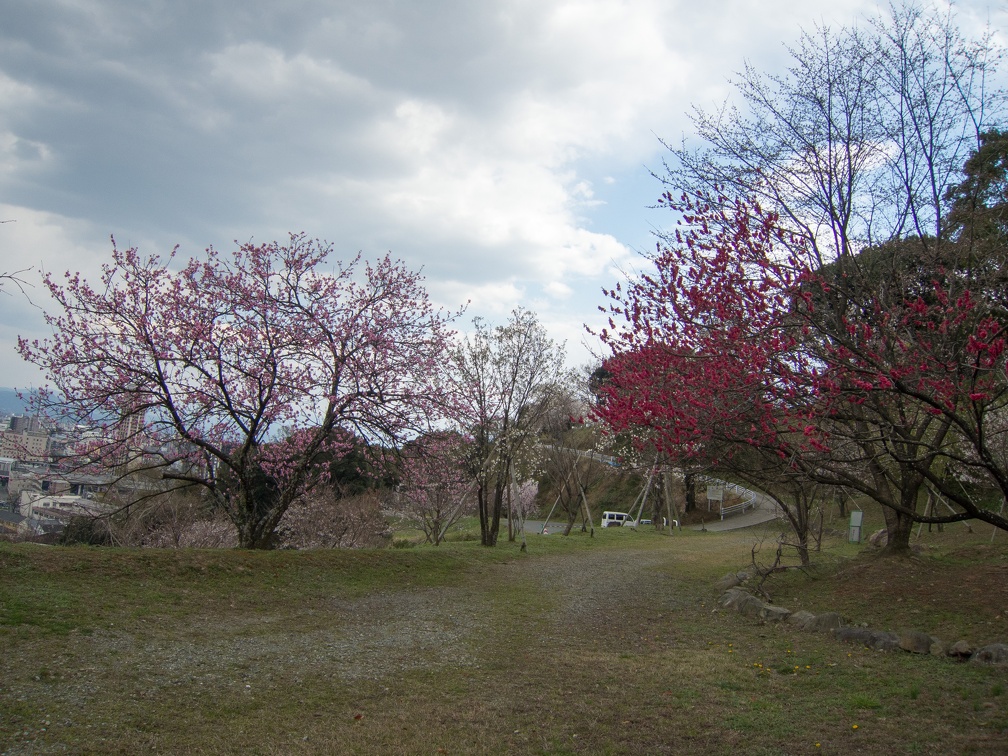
top-left (522, 490), bottom-right (783, 536)
top-left (692, 490), bottom-right (781, 531)
top-left (692, 508), bottom-right (780, 532)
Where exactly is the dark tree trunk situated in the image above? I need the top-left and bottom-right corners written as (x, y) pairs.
top-left (651, 481), bottom-right (663, 524)
top-left (563, 511), bottom-right (576, 536)
top-left (881, 470), bottom-right (923, 554)
top-left (684, 472), bottom-right (696, 513)
top-left (479, 480), bottom-right (504, 546)
top-left (881, 505), bottom-right (914, 553)
top-left (232, 466), bottom-right (286, 549)
top-left (235, 504), bottom-right (284, 549)
top-left (795, 532), bottom-right (810, 566)
top-left (489, 483), bottom-right (504, 545)
top-left (477, 483), bottom-right (492, 546)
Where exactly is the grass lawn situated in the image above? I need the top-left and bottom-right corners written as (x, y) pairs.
top-left (1, 510), bottom-right (1007, 754)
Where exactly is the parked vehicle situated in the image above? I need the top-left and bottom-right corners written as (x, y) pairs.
top-left (600, 511), bottom-right (631, 528)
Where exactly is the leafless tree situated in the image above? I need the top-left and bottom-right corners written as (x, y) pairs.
top-left (451, 308), bottom-right (570, 546)
top-left (665, 1), bottom-right (1001, 265)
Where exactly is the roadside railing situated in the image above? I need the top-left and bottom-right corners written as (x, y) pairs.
top-left (697, 475), bottom-right (762, 520)
top-left (717, 493), bottom-right (758, 520)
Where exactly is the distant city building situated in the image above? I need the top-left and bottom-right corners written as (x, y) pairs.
top-left (1, 426), bottom-right (50, 462)
top-left (113, 408), bottom-right (149, 475)
top-left (9, 415), bottom-right (43, 433)
top-left (17, 490), bottom-right (111, 520)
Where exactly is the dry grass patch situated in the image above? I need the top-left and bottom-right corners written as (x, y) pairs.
top-left (1, 526), bottom-right (1007, 754)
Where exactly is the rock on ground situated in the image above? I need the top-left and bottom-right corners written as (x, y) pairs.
top-left (970, 643), bottom-right (1008, 666)
top-left (803, 612), bottom-right (843, 633)
top-left (899, 631), bottom-right (937, 655)
top-left (834, 627), bottom-right (900, 651)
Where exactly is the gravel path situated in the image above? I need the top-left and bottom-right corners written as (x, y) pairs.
top-left (1, 542), bottom-right (690, 755)
top-left (19, 547), bottom-right (667, 676)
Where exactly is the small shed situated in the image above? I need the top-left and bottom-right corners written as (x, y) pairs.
top-left (848, 510), bottom-right (864, 543)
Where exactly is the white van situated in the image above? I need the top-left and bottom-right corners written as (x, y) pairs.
top-left (601, 511), bottom-right (631, 528)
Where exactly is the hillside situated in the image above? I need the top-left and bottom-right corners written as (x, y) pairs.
top-left (0, 388), bottom-right (29, 416)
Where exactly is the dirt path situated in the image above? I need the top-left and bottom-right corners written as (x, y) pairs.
top-left (3, 542), bottom-right (686, 732)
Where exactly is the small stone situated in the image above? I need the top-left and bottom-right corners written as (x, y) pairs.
top-left (716, 572), bottom-right (742, 591)
top-left (834, 627), bottom-right (874, 645)
top-left (899, 631), bottom-right (934, 655)
top-left (870, 631), bottom-right (901, 652)
top-left (718, 587), bottom-right (751, 609)
top-left (787, 610), bottom-right (816, 628)
top-left (834, 627), bottom-right (900, 651)
top-left (760, 605), bottom-right (791, 623)
top-left (970, 644), bottom-right (1008, 666)
top-left (868, 528), bottom-right (888, 547)
top-left (948, 640), bottom-right (973, 658)
top-left (929, 640), bottom-right (945, 657)
top-left (737, 595), bottom-right (767, 619)
top-left (804, 612), bottom-right (844, 633)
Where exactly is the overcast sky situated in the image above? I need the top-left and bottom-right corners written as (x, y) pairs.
top-left (1, 0), bottom-right (1004, 390)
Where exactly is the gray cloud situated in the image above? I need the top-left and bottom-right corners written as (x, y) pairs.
top-left (1, 0), bottom-right (1004, 389)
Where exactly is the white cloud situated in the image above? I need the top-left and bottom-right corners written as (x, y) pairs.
top-left (0, 0), bottom-right (1002, 389)
top-left (435, 278), bottom-right (525, 318)
top-left (206, 42), bottom-right (375, 107)
top-left (0, 203), bottom-right (116, 389)
top-left (543, 280), bottom-right (573, 300)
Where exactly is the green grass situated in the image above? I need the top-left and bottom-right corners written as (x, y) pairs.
top-left (1, 520), bottom-right (1007, 754)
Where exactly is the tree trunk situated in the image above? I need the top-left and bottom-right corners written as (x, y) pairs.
top-left (563, 511), bottom-right (576, 536)
top-left (795, 531), bottom-right (810, 567)
top-left (881, 505), bottom-right (914, 553)
top-left (229, 460), bottom-right (288, 549)
top-left (506, 463), bottom-right (516, 542)
top-left (480, 482), bottom-right (504, 546)
top-left (661, 473), bottom-right (685, 532)
top-left (793, 490), bottom-right (811, 566)
top-left (881, 471), bottom-right (922, 554)
top-left (236, 510), bottom-right (278, 549)
top-left (650, 479), bottom-right (663, 525)
top-left (684, 472), bottom-right (696, 513)
top-left (477, 483), bottom-right (492, 546)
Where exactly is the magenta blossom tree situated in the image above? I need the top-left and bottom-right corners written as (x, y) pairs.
top-left (594, 189), bottom-right (1008, 555)
top-left (19, 233), bottom-right (457, 548)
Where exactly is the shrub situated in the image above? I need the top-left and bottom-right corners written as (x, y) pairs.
top-left (277, 489), bottom-right (390, 549)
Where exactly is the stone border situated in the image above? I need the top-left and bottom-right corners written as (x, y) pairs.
top-left (716, 577), bottom-right (1008, 666)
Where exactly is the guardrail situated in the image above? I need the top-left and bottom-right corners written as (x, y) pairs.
top-left (717, 494), bottom-right (758, 520)
top-left (697, 475), bottom-right (761, 520)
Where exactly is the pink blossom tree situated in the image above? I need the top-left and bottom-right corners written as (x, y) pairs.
top-left (634, 3), bottom-right (1006, 553)
top-left (18, 233), bottom-right (457, 548)
top-left (396, 431), bottom-right (473, 545)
